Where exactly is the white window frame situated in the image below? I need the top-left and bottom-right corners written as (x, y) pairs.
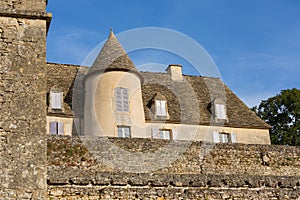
top-left (215, 104), bottom-right (226, 120)
top-left (49, 121), bottom-right (64, 135)
top-left (115, 87), bottom-right (129, 112)
top-left (152, 128), bottom-right (172, 140)
top-left (213, 131), bottom-right (238, 143)
top-left (155, 100), bottom-right (167, 117)
top-left (117, 126), bottom-right (131, 138)
top-left (51, 92), bottom-right (63, 110)
top-left (219, 133), bottom-right (229, 143)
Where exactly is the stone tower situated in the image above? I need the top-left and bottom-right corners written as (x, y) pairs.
top-left (0, 0), bottom-right (50, 198)
top-left (84, 30), bottom-right (146, 137)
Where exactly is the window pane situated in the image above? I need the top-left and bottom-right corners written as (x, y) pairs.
top-left (49, 122), bottom-right (57, 135)
top-left (117, 127), bottom-right (123, 137)
top-left (158, 129), bottom-right (171, 140)
top-left (163, 130), bottom-right (170, 140)
top-left (224, 134), bottom-right (229, 143)
top-left (117, 126), bottom-right (131, 138)
top-left (124, 127), bottom-right (130, 138)
top-left (219, 133), bottom-right (229, 143)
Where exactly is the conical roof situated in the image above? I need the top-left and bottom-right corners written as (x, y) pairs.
top-left (85, 29), bottom-right (142, 80)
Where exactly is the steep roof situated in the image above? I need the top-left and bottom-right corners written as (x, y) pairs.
top-left (141, 72), bottom-right (271, 129)
top-left (46, 63), bottom-right (270, 129)
top-left (85, 30), bottom-right (141, 80)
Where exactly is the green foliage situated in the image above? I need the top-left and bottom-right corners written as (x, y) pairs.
top-left (252, 88), bottom-right (300, 146)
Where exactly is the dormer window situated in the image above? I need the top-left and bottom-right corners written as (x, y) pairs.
top-left (115, 87), bottom-right (129, 112)
top-left (215, 104), bottom-right (226, 120)
top-left (48, 87), bottom-right (64, 113)
top-left (51, 92), bottom-right (62, 109)
top-left (155, 100), bottom-right (167, 117)
top-left (148, 93), bottom-right (169, 119)
top-left (211, 98), bottom-right (228, 122)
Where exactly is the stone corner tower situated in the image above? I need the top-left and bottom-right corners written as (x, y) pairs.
top-left (0, 0), bottom-right (51, 199)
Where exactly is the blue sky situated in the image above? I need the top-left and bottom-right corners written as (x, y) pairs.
top-left (46, 0), bottom-right (300, 107)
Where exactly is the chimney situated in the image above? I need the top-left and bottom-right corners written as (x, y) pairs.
top-left (166, 64), bottom-right (183, 81)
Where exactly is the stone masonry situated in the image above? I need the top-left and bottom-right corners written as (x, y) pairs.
top-left (0, 0), bottom-right (49, 199)
top-left (47, 136), bottom-right (300, 199)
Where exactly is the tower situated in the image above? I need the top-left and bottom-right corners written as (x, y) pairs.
top-left (0, 0), bottom-right (50, 198)
top-left (84, 30), bottom-right (146, 138)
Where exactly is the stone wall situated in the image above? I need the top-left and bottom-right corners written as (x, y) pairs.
top-left (47, 136), bottom-right (300, 199)
top-left (0, 1), bottom-right (48, 199)
top-left (0, 0), bottom-right (47, 13)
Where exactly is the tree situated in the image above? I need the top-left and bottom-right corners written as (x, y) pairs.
top-left (252, 88), bottom-right (300, 146)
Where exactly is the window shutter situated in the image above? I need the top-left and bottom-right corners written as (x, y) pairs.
top-left (220, 105), bottom-right (226, 119)
top-left (49, 122), bottom-right (57, 135)
top-left (155, 100), bottom-right (162, 116)
top-left (172, 129), bottom-right (178, 140)
top-left (216, 104), bottom-right (226, 119)
top-left (115, 88), bottom-right (129, 112)
top-left (58, 122), bottom-right (64, 135)
top-left (161, 101), bottom-right (167, 116)
top-left (152, 128), bottom-right (159, 139)
top-left (212, 131), bottom-right (220, 143)
top-left (231, 133), bottom-right (237, 143)
top-left (52, 92), bottom-right (62, 109)
top-left (115, 88), bottom-right (123, 112)
top-left (122, 88), bottom-right (129, 112)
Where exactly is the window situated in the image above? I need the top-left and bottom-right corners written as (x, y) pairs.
top-left (213, 131), bottom-right (237, 143)
top-left (117, 126), bottom-right (131, 138)
top-left (219, 133), bottom-right (229, 143)
top-left (51, 92), bottom-right (62, 109)
top-left (215, 104), bottom-right (226, 119)
top-left (115, 88), bottom-right (129, 112)
top-left (49, 121), bottom-right (64, 135)
top-left (155, 100), bottom-right (167, 117)
top-left (152, 129), bottom-right (172, 140)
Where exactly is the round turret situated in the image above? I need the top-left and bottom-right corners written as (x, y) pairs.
top-left (84, 30), bottom-right (146, 138)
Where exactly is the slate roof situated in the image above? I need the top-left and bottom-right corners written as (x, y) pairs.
top-left (141, 72), bottom-right (270, 129)
top-left (85, 30), bottom-right (142, 81)
top-left (46, 63), bottom-right (270, 129)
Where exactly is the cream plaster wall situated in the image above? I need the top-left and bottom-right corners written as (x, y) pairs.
top-left (46, 116), bottom-right (73, 136)
top-left (84, 71), bottom-right (146, 137)
top-left (144, 123), bottom-right (271, 144)
top-left (83, 71), bottom-right (270, 144)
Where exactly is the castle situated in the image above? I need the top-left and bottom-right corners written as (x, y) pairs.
top-left (0, 1), bottom-right (299, 199)
top-left (46, 29), bottom-right (271, 145)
